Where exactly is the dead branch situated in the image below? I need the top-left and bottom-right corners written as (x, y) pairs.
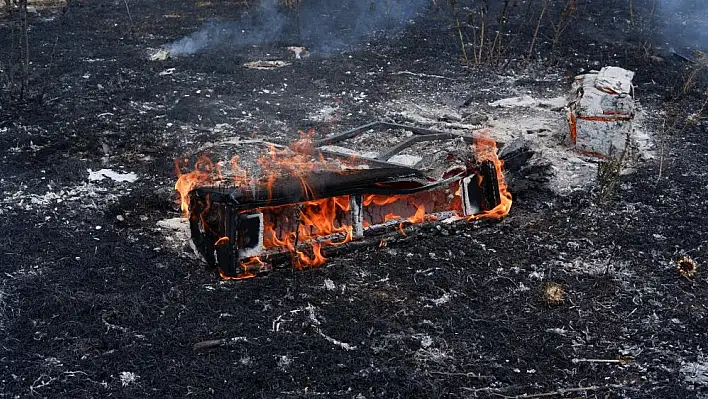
top-left (193, 336), bottom-right (249, 351)
top-left (571, 358), bottom-right (629, 364)
top-left (122, 0), bottom-right (134, 32)
top-left (392, 70), bottom-right (455, 80)
top-left (193, 339), bottom-right (225, 351)
top-left (528, 0), bottom-right (548, 58)
top-left (427, 371), bottom-right (491, 379)
top-left (492, 384), bottom-right (630, 399)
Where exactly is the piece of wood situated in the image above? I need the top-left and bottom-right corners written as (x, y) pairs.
top-left (193, 339), bottom-right (225, 351)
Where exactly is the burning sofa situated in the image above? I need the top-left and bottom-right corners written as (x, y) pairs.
top-left (176, 122), bottom-right (511, 279)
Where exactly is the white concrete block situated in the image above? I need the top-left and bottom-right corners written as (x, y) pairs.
top-left (568, 67), bottom-right (635, 157)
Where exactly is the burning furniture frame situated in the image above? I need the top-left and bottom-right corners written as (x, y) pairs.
top-left (180, 122), bottom-right (510, 279)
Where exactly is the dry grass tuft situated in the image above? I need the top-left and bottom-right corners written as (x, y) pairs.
top-left (676, 256), bottom-right (697, 278)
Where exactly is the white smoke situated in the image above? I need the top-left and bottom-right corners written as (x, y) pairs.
top-left (656, 0), bottom-right (708, 50)
top-left (166, 0), bottom-right (430, 56)
top-left (167, 1), bottom-right (286, 55)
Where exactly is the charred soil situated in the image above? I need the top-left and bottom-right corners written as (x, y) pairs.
top-left (1, 0), bottom-right (707, 398)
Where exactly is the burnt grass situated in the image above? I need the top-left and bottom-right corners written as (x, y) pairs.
top-left (1, 0), bottom-right (708, 398)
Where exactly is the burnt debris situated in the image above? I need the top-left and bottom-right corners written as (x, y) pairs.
top-left (186, 122), bottom-right (505, 278)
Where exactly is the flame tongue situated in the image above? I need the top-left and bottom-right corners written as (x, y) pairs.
top-left (175, 156), bottom-right (217, 215)
top-left (468, 132), bottom-right (512, 220)
top-left (262, 196), bottom-right (354, 269)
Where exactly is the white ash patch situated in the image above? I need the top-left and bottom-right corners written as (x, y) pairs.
top-left (307, 104), bottom-right (340, 122)
top-left (118, 371), bottom-right (138, 387)
top-left (429, 293), bottom-right (451, 306)
top-left (419, 335), bottom-right (433, 348)
top-left (553, 257), bottom-right (634, 281)
top-left (528, 271), bottom-right (545, 280)
top-left (149, 48), bottom-right (169, 61)
top-left (212, 123), bottom-right (236, 134)
top-left (84, 58), bottom-right (114, 63)
top-left (386, 100), bottom-right (484, 131)
top-left (414, 346), bottom-right (453, 365)
top-left (157, 217), bottom-right (188, 231)
top-left (244, 60), bottom-right (290, 70)
top-left (155, 217), bottom-right (203, 261)
top-left (0, 282), bottom-right (8, 331)
top-left (489, 95), bottom-right (538, 108)
top-left (546, 327), bottom-right (568, 336)
top-left (380, 71), bottom-right (655, 195)
top-left (43, 357), bottom-right (63, 367)
top-left (158, 68), bottom-right (175, 76)
top-left (1, 182), bottom-right (119, 212)
top-left (387, 154), bottom-right (422, 166)
top-left (483, 105), bottom-right (602, 195)
top-left (277, 355), bottom-right (293, 371)
top-left (490, 95), bottom-right (567, 109)
top-left (323, 279), bottom-right (336, 291)
top-left (681, 358), bottom-right (708, 387)
top-left (318, 145), bottom-right (378, 160)
top-left (515, 282), bottom-right (531, 293)
top-left (129, 101), bottom-right (166, 115)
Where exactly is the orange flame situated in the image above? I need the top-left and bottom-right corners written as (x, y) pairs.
top-left (214, 237), bottom-right (230, 246)
top-left (261, 195), bottom-right (354, 268)
top-left (219, 257), bottom-right (265, 280)
top-left (467, 131), bottom-right (512, 221)
top-left (408, 203), bottom-right (426, 224)
top-left (176, 129), bottom-right (512, 277)
top-left (175, 155), bottom-right (216, 215)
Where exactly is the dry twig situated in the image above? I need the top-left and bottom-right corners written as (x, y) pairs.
top-left (193, 339), bottom-right (225, 351)
top-left (492, 384), bottom-right (630, 399)
top-left (528, 0), bottom-right (548, 58)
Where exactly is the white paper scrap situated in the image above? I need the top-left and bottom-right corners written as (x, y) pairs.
top-left (87, 168), bottom-right (138, 183)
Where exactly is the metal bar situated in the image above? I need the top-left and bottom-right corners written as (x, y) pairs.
top-left (195, 169), bottom-right (467, 210)
top-left (313, 121), bottom-right (383, 146)
top-left (314, 148), bottom-right (417, 170)
top-left (377, 122), bottom-right (462, 137)
top-left (375, 132), bottom-right (462, 161)
top-left (313, 121), bottom-right (473, 147)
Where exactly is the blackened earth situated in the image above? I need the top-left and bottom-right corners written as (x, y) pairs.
top-left (1, 1), bottom-right (707, 398)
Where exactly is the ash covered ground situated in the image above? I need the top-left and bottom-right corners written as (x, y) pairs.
top-left (1, 0), bottom-right (708, 397)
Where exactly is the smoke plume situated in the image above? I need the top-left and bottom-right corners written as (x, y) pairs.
top-left (167, 0), bottom-right (430, 56)
top-left (656, 0), bottom-right (708, 51)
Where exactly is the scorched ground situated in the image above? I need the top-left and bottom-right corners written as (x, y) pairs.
top-left (1, 0), bottom-right (707, 398)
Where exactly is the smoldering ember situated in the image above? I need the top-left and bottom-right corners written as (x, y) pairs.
top-left (1, 1), bottom-right (707, 398)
